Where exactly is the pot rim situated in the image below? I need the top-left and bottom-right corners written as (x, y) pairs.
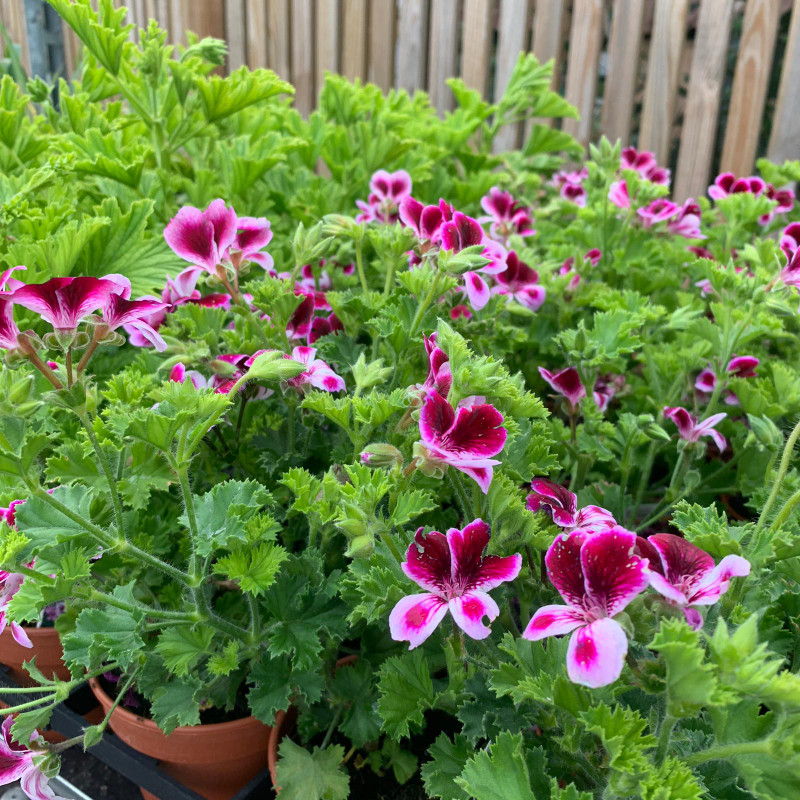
top-left (88, 677), bottom-right (267, 735)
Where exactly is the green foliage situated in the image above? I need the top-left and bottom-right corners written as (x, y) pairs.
top-left (377, 651), bottom-right (436, 738)
top-left (275, 739), bottom-right (350, 800)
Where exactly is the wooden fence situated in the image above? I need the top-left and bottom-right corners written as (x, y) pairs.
top-left (3, 0), bottom-right (800, 199)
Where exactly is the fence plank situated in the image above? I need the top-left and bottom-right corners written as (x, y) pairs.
top-left (0, 0), bottom-right (31, 72)
top-left (428, 0), bottom-right (459, 110)
top-left (673, 0), bottom-right (734, 200)
top-left (562, 0), bottom-right (603, 147)
top-left (526, 0), bottom-right (566, 136)
top-left (395, 0), bottom-right (428, 91)
top-left (369, 0), bottom-right (395, 91)
top-left (266, 0), bottom-right (290, 79)
top-left (246, 0), bottom-right (268, 68)
top-left (769, 0), bottom-right (800, 163)
top-left (601, 0), bottom-right (645, 146)
top-left (342, 0), bottom-right (367, 81)
top-left (639, 0), bottom-right (688, 165)
top-left (461, 0), bottom-right (492, 95)
top-left (226, 0), bottom-right (247, 70)
top-left (182, 0), bottom-right (225, 41)
top-left (315, 0), bottom-right (339, 91)
top-left (493, 0), bottom-right (531, 151)
top-left (720, 0), bottom-right (780, 175)
top-left (291, 0), bottom-right (314, 114)
top-left (169, 0), bottom-right (184, 44)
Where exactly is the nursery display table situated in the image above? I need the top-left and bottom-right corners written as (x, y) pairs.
top-left (0, 669), bottom-right (272, 800)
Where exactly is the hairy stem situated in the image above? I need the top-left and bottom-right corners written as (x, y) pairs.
top-left (682, 740), bottom-right (771, 767)
top-left (756, 418), bottom-right (800, 536)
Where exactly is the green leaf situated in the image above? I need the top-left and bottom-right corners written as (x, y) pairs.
top-left (640, 757), bottom-right (704, 800)
top-left (189, 479), bottom-right (273, 557)
top-left (15, 486), bottom-right (93, 552)
top-left (329, 659), bottom-right (381, 747)
top-left (391, 489), bottom-right (437, 527)
top-left (215, 542), bottom-right (288, 595)
top-left (377, 650), bottom-right (436, 738)
top-left (247, 655), bottom-right (324, 723)
top-left (580, 704), bottom-right (656, 776)
top-left (649, 618), bottom-right (723, 716)
top-left (154, 626), bottom-right (213, 678)
top-left (456, 731), bottom-right (535, 800)
top-left (421, 733), bottom-right (471, 800)
top-left (196, 67), bottom-right (293, 122)
top-left (150, 676), bottom-right (203, 735)
top-left (208, 640), bottom-right (239, 677)
top-left (275, 740), bottom-right (349, 800)
top-left (671, 501), bottom-right (743, 558)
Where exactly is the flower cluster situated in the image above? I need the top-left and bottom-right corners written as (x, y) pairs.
top-left (355, 170), bottom-right (412, 224)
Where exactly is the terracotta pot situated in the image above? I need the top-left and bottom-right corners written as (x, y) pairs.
top-left (89, 678), bottom-right (271, 800)
top-left (267, 655), bottom-right (359, 790)
top-left (0, 626), bottom-right (70, 686)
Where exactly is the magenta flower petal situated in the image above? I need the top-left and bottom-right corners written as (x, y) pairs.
top-left (544, 531), bottom-right (589, 608)
top-left (448, 590), bottom-right (499, 639)
top-left (164, 207), bottom-right (217, 271)
top-left (522, 604), bottom-right (585, 640)
top-left (663, 406), bottom-right (696, 439)
top-left (580, 527), bottom-right (648, 617)
top-left (389, 593), bottom-right (448, 649)
top-left (204, 199), bottom-right (238, 255)
top-left (463, 272), bottom-right (490, 310)
top-left (727, 355), bottom-right (759, 377)
top-left (566, 617), bottom-right (628, 688)
top-left (539, 366), bottom-right (586, 410)
top-left (402, 528), bottom-right (451, 593)
top-left (0, 296), bottom-right (20, 351)
top-left (441, 404), bottom-right (506, 456)
top-left (695, 369), bottom-right (717, 393)
top-left (647, 533), bottom-right (715, 585)
top-left (608, 180), bottom-right (630, 209)
top-left (688, 554), bottom-right (751, 606)
top-left (419, 390), bottom-right (457, 444)
top-left (574, 505), bottom-right (616, 529)
top-left (234, 216), bottom-right (272, 254)
top-left (10, 621), bottom-right (33, 648)
top-left (447, 519), bottom-right (490, 580)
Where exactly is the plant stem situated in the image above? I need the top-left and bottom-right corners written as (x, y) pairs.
top-left (90, 671), bottom-right (138, 740)
top-left (86, 589), bottom-right (195, 621)
top-left (79, 413), bottom-right (127, 542)
top-left (682, 740), bottom-right (771, 767)
top-left (0, 693), bottom-right (57, 715)
top-left (378, 528), bottom-right (404, 564)
top-left (447, 470), bottom-right (472, 522)
top-left (383, 255), bottom-right (397, 296)
top-left (755, 418), bottom-right (800, 536)
top-left (235, 395), bottom-right (249, 444)
top-left (770, 487), bottom-right (800, 532)
top-left (654, 714), bottom-right (677, 765)
top-left (408, 272), bottom-right (441, 340)
top-left (76, 332), bottom-right (101, 374)
top-left (354, 239), bottom-right (368, 294)
top-left (320, 705), bottom-right (344, 750)
top-left (175, 468), bottom-right (201, 591)
top-left (247, 593), bottom-right (261, 639)
top-left (65, 347), bottom-right (73, 387)
top-left (22, 347), bottom-right (62, 389)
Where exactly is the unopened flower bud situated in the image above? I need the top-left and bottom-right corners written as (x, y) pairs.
top-left (345, 534), bottom-right (374, 558)
top-left (360, 443), bottom-right (403, 469)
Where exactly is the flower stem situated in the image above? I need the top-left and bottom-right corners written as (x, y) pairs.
top-left (770, 487), bottom-right (800, 533)
top-left (22, 346), bottom-right (62, 389)
top-left (76, 330), bottom-right (102, 374)
top-left (654, 714), bottom-right (677, 765)
top-left (79, 413), bottom-right (126, 542)
top-left (65, 347), bottom-right (73, 387)
top-left (409, 272), bottom-right (441, 340)
top-left (354, 239), bottom-right (368, 294)
top-left (682, 740), bottom-right (770, 767)
top-left (755, 418), bottom-right (800, 536)
top-left (0, 693), bottom-right (57, 715)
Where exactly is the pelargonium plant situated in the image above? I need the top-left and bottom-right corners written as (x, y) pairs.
top-left (0, 4), bottom-right (798, 800)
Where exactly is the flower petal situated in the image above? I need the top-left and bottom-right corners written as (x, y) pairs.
top-left (402, 528), bottom-right (451, 593)
top-left (580, 526), bottom-right (648, 616)
top-left (164, 206), bottom-right (218, 271)
top-left (389, 593), bottom-right (448, 649)
top-left (688, 554), bottom-right (751, 605)
top-left (452, 463), bottom-right (496, 494)
top-left (522, 604), bottom-right (585, 641)
top-left (10, 621), bottom-right (32, 648)
top-left (447, 519), bottom-right (489, 584)
top-left (463, 272), bottom-right (490, 310)
top-left (545, 530), bottom-right (589, 608)
top-left (646, 533), bottom-right (714, 586)
top-left (448, 591), bottom-right (499, 640)
top-left (419, 391), bottom-right (456, 446)
top-left (470, 554), bottom-right (522, 592)
top-left (567, 618), bottom-right (628, 688)
top-left (440, 403), bottom-right (506, 457)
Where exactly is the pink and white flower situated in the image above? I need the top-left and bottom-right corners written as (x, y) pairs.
top-left (523, 527), bottom-right (649, 688)
top-left (695, 356), bottom-right (758, 406)
top-left (399, 197), bottom-right (453, 244)
top-left (12, 277), bottom-right (125, 337)
top-left (552, 168), bottom-right (588, 207)
top-left (0, 716), bottom-right (66, 800)
top-left (0, 569), bottom-right (33, 648)
top-left (308, 312), bottom-right (343, 344)
top-left (621, 147), bottom-right (670, 185)
top-left (491, 252), bottom-right (545, 311)
top-left (559, 249), bottom-right (602, 291)
top-left (415, 390), bottom-right (506, 493)
top-left (663, 406), bottom-right (727, 451)
top-left (667, 199), bottom-right (705, 239)
top-left (479, 187), bottom-right (535, 243)
top-left (525, 478), bottom-right (615, 530)
top-left (285, 346), bottom-right (345, 393)
top-left (229, 216), bottom-right (274, 272)
top-left (637, 199), bottom-right (679, 228)
top-left (421, 333), bottom-right (452, 397)
top-left (780, 222), bottom-right (800, 261)
top-left (389, 519), bottom-right (521, 648)
top-left (97, 278), bottom-right (168, 351)
top-left (708, 173), bottom-right (766, 202)
top-left (450, 304), bottom-right (472, 320)
top-left (593, 374), bottom-right (622, 412)
top-left (538, 366), bottom-right (586, 412)
top-left (608, 180), bottom-right (630, 209)
top-left (0, 266), bottom-right (26, 351)
top-left (635, 534), bottom-right (750, 629)
top-left (440, 212), bottom-right (507, 311)
top-left (780, 248), bottom-right (800, 291)
top-left (356, 170), bottom-right (412, 224)
top-left (169, 362), bottom-right (208, 389)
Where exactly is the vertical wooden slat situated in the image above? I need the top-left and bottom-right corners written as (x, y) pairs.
top-left (721, 0), bottom-right (781, 175)
top-left (428, 0), bottom-right (459, 110)
top-left (493, 0), bottom-right (531, 151)
top-left (342, 0), bottom-right (367, 80)
top-left (461, 0), bottom-right (492, 95)
top-left (528, 0), bottom-right (567, 135)
top-left (673, 0), bottom-right (735, 200)
top-left (601, 0), bottom-right (645, 145)
top-left (226, 0), bottom-right (247, 70)
top-left (0, 0), bottom-right (31, 72)
top-left (769, 0), bottom-right (800, 163)
top-left (315, 0), bottom-right (339, 92)
top-left (169, 0), bottom-right (185, 44)
top-left (246, 0), bottom-right (269, 68)
top-left (369, 0), bottom-right (395, 91)
top-left (638, 0), bottom-right (688, 165)
top-left (562, 0), bottom-right (603, 147)
top-left (266, 0), bottom-right (290, 78)
top-left (291, 0), bottom-right (314, 114)
top-left (395, 0), bottom-right (428, 92)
